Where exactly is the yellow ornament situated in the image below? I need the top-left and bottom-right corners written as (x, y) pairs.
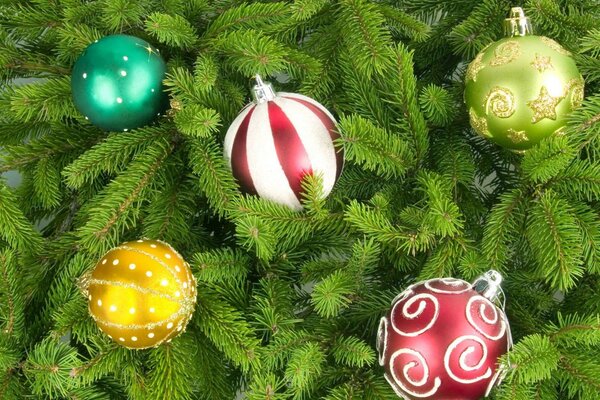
top-left (85, 239), bottom-right (197, 349)
top-left (464, 7), bottom-right (584, 150)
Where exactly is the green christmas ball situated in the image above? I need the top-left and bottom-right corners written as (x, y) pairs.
top-left (71, 34), bottom-right (169, 132)
top-left (464, 10), bottom-right (584, 150)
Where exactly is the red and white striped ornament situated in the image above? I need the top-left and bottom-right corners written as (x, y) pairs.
top-left (377, 271), bottom-right (512, 400)
top-left (224, 76), bottom-right (344, 210)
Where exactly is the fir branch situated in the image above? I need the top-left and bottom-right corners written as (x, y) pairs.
top-left (521, 135), bottom-right (577, 184)
top-left (194, 289), bottom-right (261, 372)
top-left (193, 248), bottom-right (250, 284)
top-left (0, 182), bottom-right (44, 252)
top-left (331, 336), bottom-right (375, 368)
top-left (311, 269), bottom-right (355, 318)
top-left (337, 0), bottom-right (393, 77)
top-left (526, 190), bottom-right (585, 291)
top-left (284, 341), bottom-right (325, 399)
top-left (419, 85), bottom-right (455, 127)
top-left (203, 2), bottom-right (291, 38)
top-left (77, 137), bottom-right (173, 253)
top-left (187, 137), bottom-right (240, 216)
top-left (33, 156), bottom-right (62, 209)
top-left (173, 104), bottom-right (220, 138)
top-left (212, 29), bottom-right (289, 77)
top-left (337, 115), bottom-right (413, 179)
top-left (23, 338), bottom-right (81, 399)
top-left (482, 188), bottom-right (527, 270)
top-left (388, 44), bottom-right (429, 163)
top-left (62, 126), bottom-right (168, 189)
top-left (5, 77), bottom-right (77, 122)
top-left (146, 12), bottom-right (198, 49)
top-left (500, 334), bottom-right (560, 385)
top-left (101, 0), bottom-right (145, 32)
top-left (0, 249), bottom-right (23, 336)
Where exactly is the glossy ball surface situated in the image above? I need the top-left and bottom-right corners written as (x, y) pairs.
top-left (224, 92), bottom-right (344, 210)
top-left (71, 34), bottom-right (168, 131)
top-left (464, 35), bottom-right (583, 150)
top-left (87, 239), bottom-right (196, 349)
top-left (377, 278), bottom-right (511, 400)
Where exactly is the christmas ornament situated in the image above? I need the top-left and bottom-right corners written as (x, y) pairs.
top-left (377, 271), bottom-right (512, 400)
top-left (71, 34), bottom-right (169, 132)
top-left (464, 7), bottom-right (584, 150)
top-left (85, 239), bottom-right (197, 349)
top-left (224, 75), bottom-right (344, 210)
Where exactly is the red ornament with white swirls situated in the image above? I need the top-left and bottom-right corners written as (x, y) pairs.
top-left (224, 75), bottom-right (344, 210)
top-left (377, 272), bottom-right (512, 400)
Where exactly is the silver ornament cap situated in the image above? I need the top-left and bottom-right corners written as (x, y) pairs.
top-left (504, 7), bottom-right (533, 37)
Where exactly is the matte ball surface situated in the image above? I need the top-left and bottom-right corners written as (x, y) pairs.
top-left (464, 35), bottom-right (583, 150)
top-left (87, 239), bottom-right (196, 349)
top-left (71, 34), bottom-right (168, 131)
top-left (377, 278), bottom-right (511, 400)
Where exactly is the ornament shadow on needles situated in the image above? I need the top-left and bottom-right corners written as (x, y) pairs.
top-left (224, 75), bottom-right (345, 210)
top-left (80, 239), bottom-right (197, 349)
top-left (464, 7), bottom-right (584, 151)
top-left (71, 34), bottom-right (170, 132)
top-left (377, 270), bottom-right (513, 400)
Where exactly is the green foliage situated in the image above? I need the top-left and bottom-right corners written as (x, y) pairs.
top-left (0, 0), bottom-right (599, 399)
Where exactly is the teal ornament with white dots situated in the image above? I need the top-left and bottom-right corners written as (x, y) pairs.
top-left (71, 34), bottom-right (169, 131)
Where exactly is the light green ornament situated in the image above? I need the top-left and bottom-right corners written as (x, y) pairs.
top-left (464, 7), bottom-right (584, 150)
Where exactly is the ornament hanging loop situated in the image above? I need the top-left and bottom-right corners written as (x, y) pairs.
top-left (253, 74), bottom-right (276, 103)
top-left (504, 7), bottom-right (533, 37)
top-left (472, 270), bottom-right (506, 307)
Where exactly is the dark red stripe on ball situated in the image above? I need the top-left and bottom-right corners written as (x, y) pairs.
top-left (268, 101), bottom-right (312, 201)
top-left (231, 106), bottom-right (258, 195)
top-left (286, 96), bottom-right (344, 180)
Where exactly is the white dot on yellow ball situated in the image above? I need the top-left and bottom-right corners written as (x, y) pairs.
top-left (175, 265), bottom-right (181, 272)
top-left (165, 253), bottom-right (172, 259)
top-left (149, 307), bottom-right (155, 313)
top-left (120, 70), bottom-right (127, 77)
top-left (137, 239), bottom-right (143, 242)
top-left (160, 279), bottom-right (168, 286)
top-left (146, 271), bottom-right (152, 277)
top-left (119, 337), bottom-right (125, 342)
top-left (177, 325), bottom-right (182, 331)
top-left (129, 307), bottom-right (135, 314)
top-left (116, 97), bottom-right (123, 104)
top-left (183, 282), bottom-right (188, 289)
top-left (167, 322), bottom-right (173, 329)
top-left (148, 332), bottom-right (155, 338)
top-left (131, 336), bottom-right (137, 341)
top-left (97, 299), bottom-right (102, 306)
top-left (88, 294), bottom-right (92, 300)
top-left (110, 305), bottom-right (117, 312)
top-left (175, 291), bottom-right (181, 297)
top-left (101, 259), bottom-right (107, 265)
top-left (112, 259), bottom-right (119, 265)
top-left (150, 244), bottom-right (157, 248)
top-left (129, 263), bottom-right (136, 270)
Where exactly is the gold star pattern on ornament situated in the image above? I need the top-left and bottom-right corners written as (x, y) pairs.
top-left (530, 53), bottom-right (553, 73)
top-left (490, 41), bottom-right (521, 67)
top-left (466, 52), bottom-right (485, 82)
top-left (506, 129), bottom-right (529, 144)
top-left (469, 108), bottom-right (492, 138)
top-left (527, 86), bottom-right (564, 123)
